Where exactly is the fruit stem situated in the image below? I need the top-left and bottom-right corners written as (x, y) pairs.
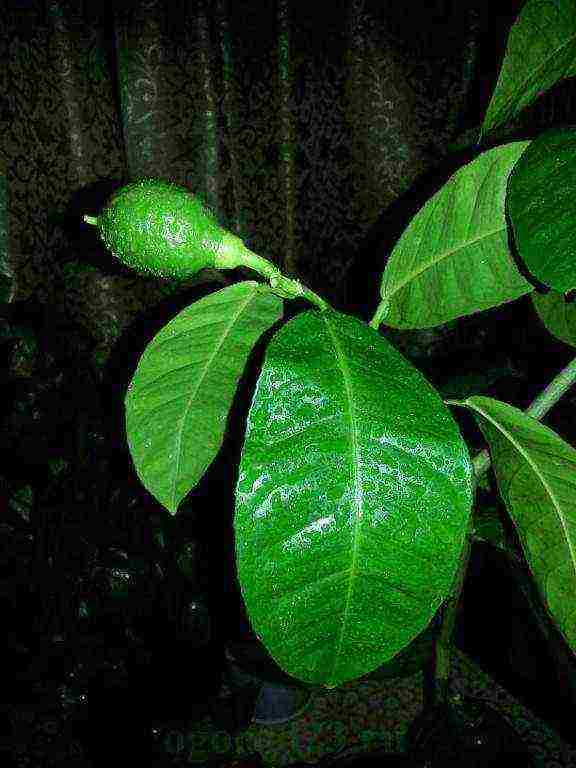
top-left (216, 237), bottom-right (329, 311)
top-left (83, 215), bottom-right (98, 226)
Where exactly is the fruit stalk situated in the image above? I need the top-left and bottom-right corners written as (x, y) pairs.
top-left (216, 240), bottom-right (329, 311)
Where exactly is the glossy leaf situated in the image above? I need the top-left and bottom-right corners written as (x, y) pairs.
top-left (125, 281), bottom-right (283, 514)
top-left (455, 395), bottom-right (576, 655)
top-left (532, 289), bottom-right (576, 348)
top-left (481, 0), bottom-right (576, 139)
top-left (507, 128), bottom-right (576, 293)
top-left (375, 142), bottom-right (533, 330)
top-left (234, 309), bottom-right (474, 688)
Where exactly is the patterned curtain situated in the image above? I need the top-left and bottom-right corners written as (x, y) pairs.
top-left (2, 0), bottom-right (495, 371)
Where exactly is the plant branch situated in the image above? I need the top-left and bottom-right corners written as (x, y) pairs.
top-left (469, 354), bottom-right (576, 482)
top-left (428, 518), bottom-right (473, 709)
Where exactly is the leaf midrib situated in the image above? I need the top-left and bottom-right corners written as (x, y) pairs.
top-left (383, 224), bottom-right (503, 302)
top-left (170, 285), bottom-right (259, 509)
top-left (323, 314), bottom-right (364, 680)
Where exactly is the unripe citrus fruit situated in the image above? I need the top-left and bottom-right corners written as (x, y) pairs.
top-left (84, 177), bottom-right (246, 280)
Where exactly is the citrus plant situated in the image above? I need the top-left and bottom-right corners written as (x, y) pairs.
top-left (86, 0), bottom-right (576, 696)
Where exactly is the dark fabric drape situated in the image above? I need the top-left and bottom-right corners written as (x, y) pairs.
top-left (1, 0), bottom-right (534, 371)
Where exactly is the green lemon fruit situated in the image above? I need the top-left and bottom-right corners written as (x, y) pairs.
top-left (85, 177), bottom-right (246, 280)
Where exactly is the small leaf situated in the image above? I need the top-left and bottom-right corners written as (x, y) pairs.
top-left (532, 289), bottom-right (576, 348)
top-left (235, 309), bottom-right (474, 688)
top-left (507, 127), bottom-right (576, 293)
top-left (481, 0), bottom-right (576, 139)
top-left (376, 142), bottom-right (533, 330)
top-left (125, 281), bottom-right (283, 514)
top-left (455, 394), bottom-right (576, 656)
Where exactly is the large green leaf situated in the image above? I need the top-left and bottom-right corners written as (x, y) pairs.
top-left (481, 0), bottom-right (576, 140)
top-left (125, 281), bottom-right (283, 514)
top-left (453, 395), bottom-right (576, 655)
top-left (234, 309), bottom-right (474, 688)
top-left (532, 289), bottom-right (576, 348)
top-left (374, 142), bottom-right (533, 330)
top-left (507, 128), bottom-right (576, 293)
